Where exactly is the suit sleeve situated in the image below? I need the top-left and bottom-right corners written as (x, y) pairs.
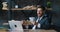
top-left (43, 17), bottom-right (50, 29)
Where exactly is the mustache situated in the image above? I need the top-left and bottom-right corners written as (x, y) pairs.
top-left (37, 13), bottom-right (41, 14)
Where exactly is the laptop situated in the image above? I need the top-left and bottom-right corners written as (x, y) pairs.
top-left (8, 20), bottom-right (23, 32)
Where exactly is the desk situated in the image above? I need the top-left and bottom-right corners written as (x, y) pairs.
top-left (24, 29), bottom-right (57, 32)
top-left (0, 29), bottom-right (57, 32)
top-left (0, 29), bottom-right (8, 32)
top-left (2, 21), bottom-right (57, 32)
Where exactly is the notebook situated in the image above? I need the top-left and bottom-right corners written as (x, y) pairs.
top-left (8, 20), bottom-right (23, 32)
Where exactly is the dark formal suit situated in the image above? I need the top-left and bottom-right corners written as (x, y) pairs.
top-left (32, 14), bottom-right (50, 29)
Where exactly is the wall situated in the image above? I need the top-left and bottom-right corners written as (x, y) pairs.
top-left (51, 0), bottom-right (60, 27)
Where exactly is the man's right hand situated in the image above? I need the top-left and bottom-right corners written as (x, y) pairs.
top-left (34, 22), bottom-right (38, 25)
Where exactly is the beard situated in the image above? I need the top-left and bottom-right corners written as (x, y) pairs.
top-left (37, 14), bottom-right (43, 17)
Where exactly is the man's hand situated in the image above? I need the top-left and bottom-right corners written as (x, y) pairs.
top-left (34, 22), bottom-right (38, 25)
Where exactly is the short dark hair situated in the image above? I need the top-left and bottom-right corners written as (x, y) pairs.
top-left (37, 6), bottom-right (45, 11)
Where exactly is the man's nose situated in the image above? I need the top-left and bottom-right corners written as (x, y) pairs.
top-left (38, 13), bottom-right (40, 14)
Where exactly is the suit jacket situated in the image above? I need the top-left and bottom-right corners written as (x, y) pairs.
top-left (35, 14), bottom-right (50, 29)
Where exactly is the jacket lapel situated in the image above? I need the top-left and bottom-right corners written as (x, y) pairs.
top-left (38, 15), bottom-right (46, 24)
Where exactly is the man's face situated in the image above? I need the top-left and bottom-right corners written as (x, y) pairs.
top-left (37, 8), bottom-right (44, 17)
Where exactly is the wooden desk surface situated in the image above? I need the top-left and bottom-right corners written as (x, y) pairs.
top-left (0, 29), bottom-right (8, 32)
top-left (24, 29), bottom-right (57, 32)
top-left (0, 29), bottom-right (57, 32)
